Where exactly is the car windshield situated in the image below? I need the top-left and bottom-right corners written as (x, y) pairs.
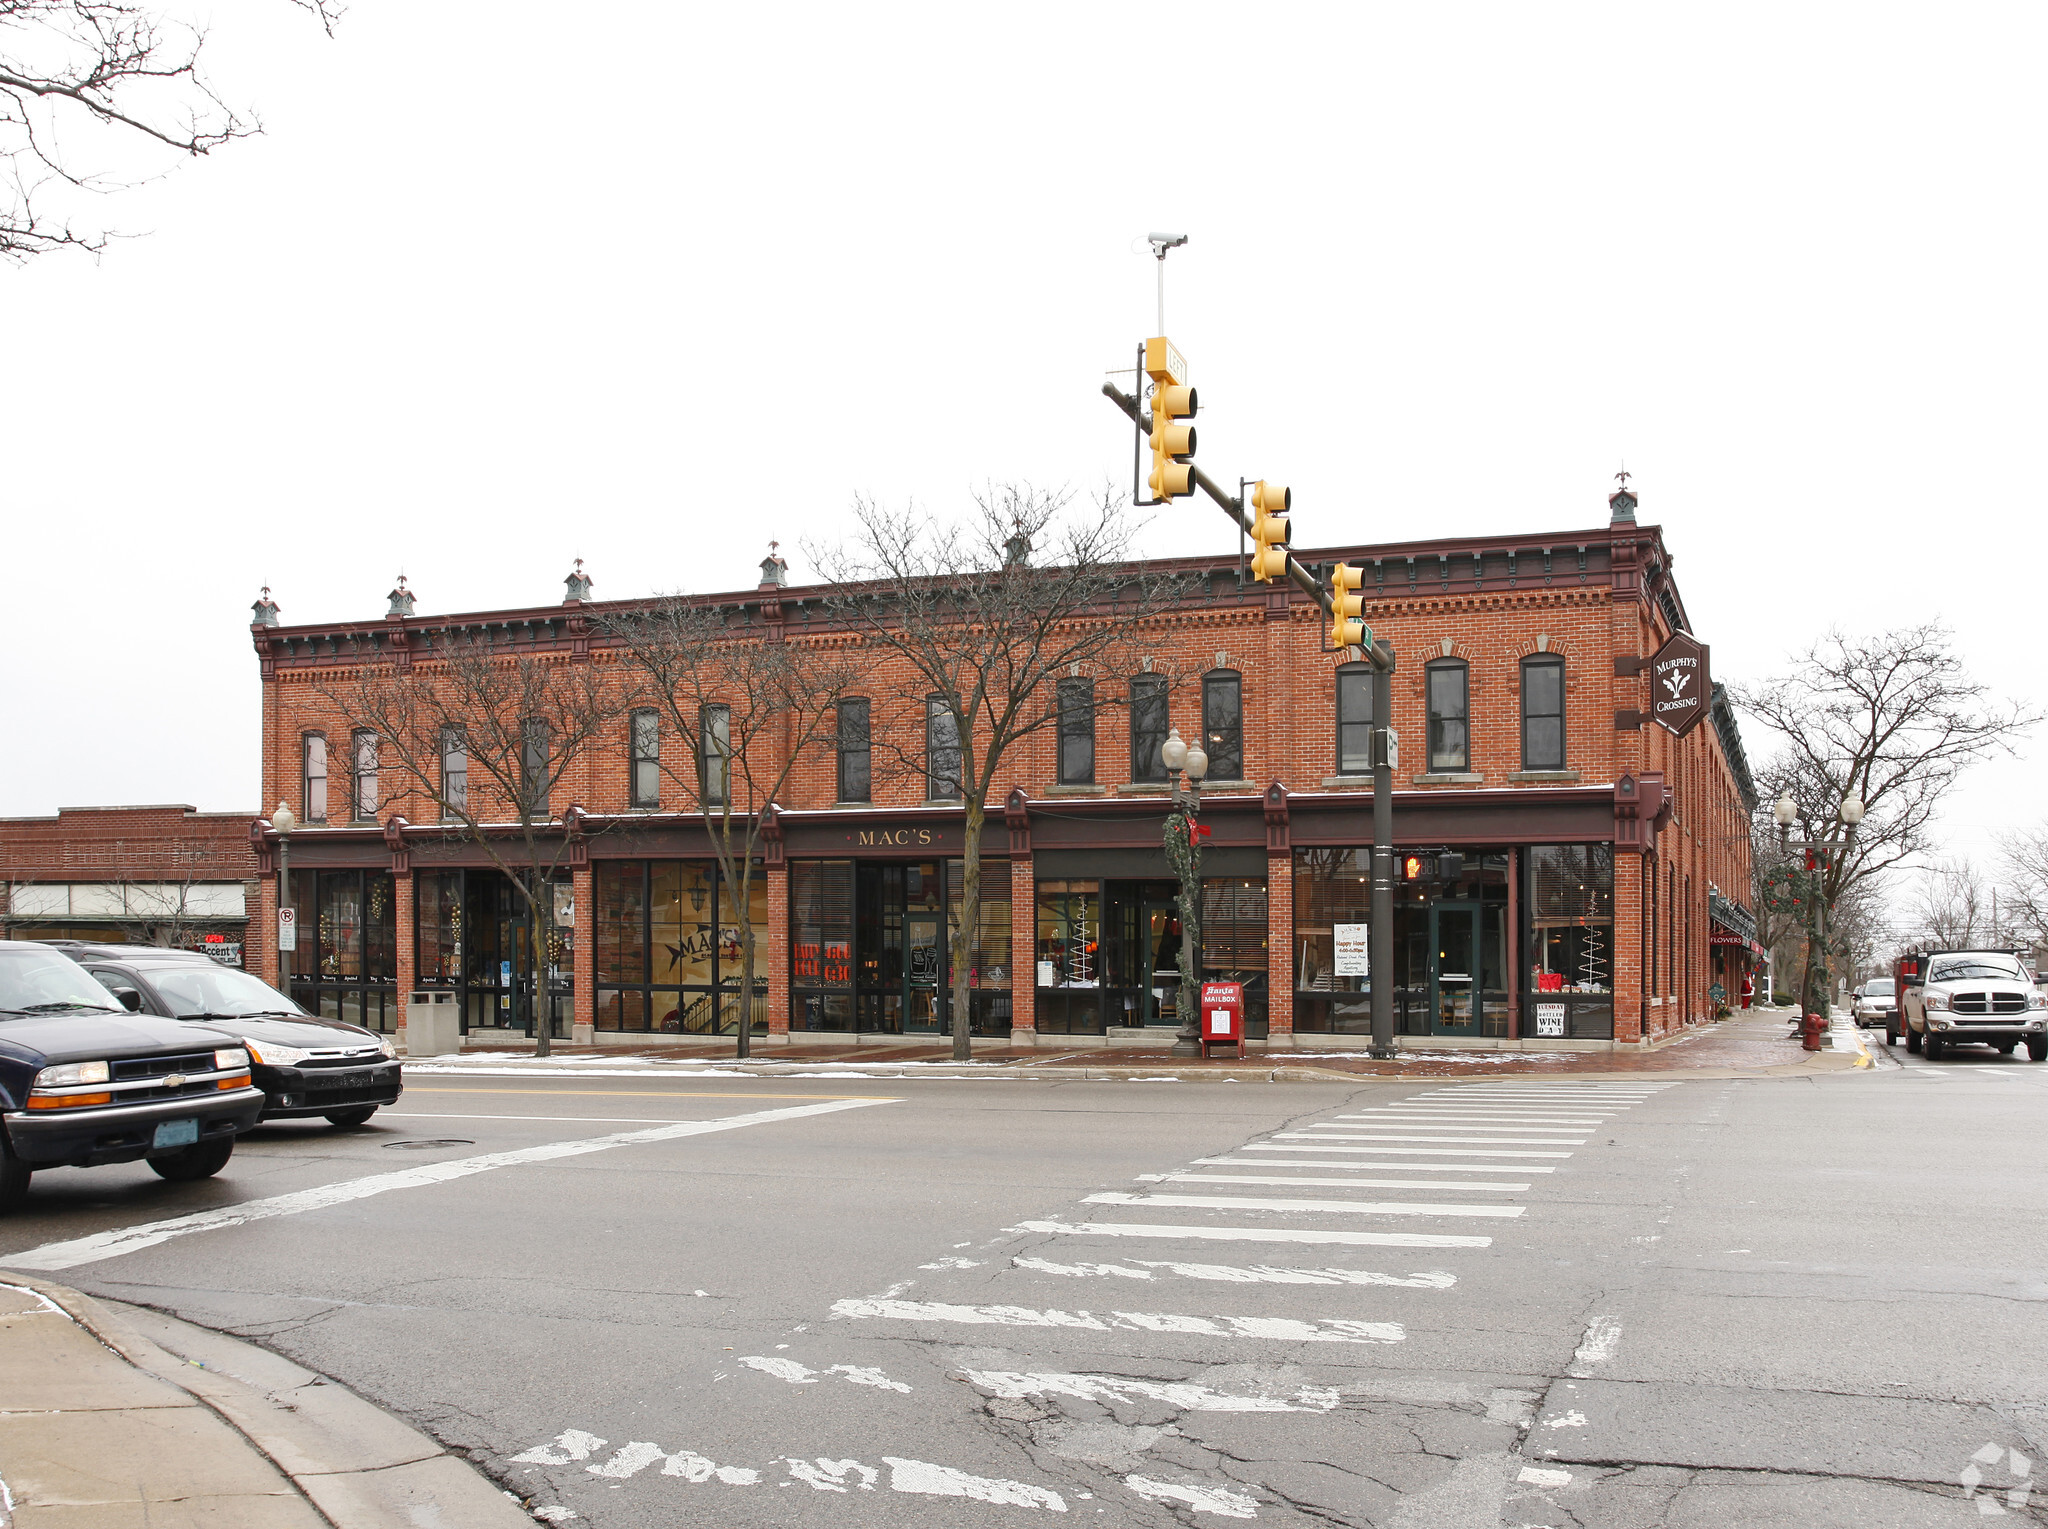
top-left (1928, 955), bottom-right (2026, 983)
top-left (1864, 979), bottom-right (1894, 995)
top-left (0, 948), bottom-right (122, 1014)
top-left (149, 966), bottom-right (308, 1019)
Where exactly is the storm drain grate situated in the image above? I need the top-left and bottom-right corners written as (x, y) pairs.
top-left (384, 1138), bottom-right (476, 1150)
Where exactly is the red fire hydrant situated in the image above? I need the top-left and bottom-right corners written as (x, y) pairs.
top-left (1802, 1012), bottom-right (1827, 1051)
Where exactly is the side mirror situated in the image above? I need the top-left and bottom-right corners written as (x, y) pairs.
top-left (118, 989), bottom-right (143, 1012)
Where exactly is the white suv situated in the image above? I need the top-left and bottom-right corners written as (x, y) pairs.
top-left (1900, 950), bottom-right (2048, 1061)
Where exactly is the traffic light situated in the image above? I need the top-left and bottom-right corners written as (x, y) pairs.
top-left (1329, 562), bottom-right (1369, 649)
top-left (1145, 338), bottom-right (1197, 502)
top-left (1249, 480), bottom-right (1290, 581)
top-left (1401, 853), bottom-right (1425, 882)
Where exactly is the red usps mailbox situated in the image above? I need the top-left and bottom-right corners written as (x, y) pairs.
top-left (1199, 980), bottom-right (1246, 1060)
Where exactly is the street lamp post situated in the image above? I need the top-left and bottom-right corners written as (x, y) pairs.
top-left (1160, 727), bottom-right (1209, 1058)
top-left (271, 801), bottom-right (298, 992)
top-left (1775, 791), bottom-right (1863, 1024)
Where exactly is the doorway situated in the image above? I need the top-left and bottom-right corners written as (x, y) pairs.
top-left (1140, 893), bottom-right (1184, 1026)
top-left (1431, 902), bottom-right (1480, 1035)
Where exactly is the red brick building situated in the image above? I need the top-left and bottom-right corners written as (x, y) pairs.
top-left (244, 488), bottom-right (1759, 1051)
top-left (1, 805), bottom-right (262, 967)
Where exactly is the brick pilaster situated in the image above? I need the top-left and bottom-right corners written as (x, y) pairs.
top-left (1265, 853), bottom-right (1293, 1038)
top-left (572, 864), bottom-right (595, 1034)
top-left (394, 871), bottom-right (416, 1032)
top-left (1009, 855), bottom-right (1035, 1037)
top-left (765, 861), bottom-right (790, 1035)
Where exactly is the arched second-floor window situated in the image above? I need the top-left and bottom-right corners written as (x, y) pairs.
top-left (1425, 659), bottom-right (1469, 773)
top-left (1521, 656), bottom-right (1565, 770)
top-left (1203, 669), bottom-right (1243, 781)
top-left (926, 697), bottom-right (961, 801)
top-left (1335, 662), bottom-right (1373, 775)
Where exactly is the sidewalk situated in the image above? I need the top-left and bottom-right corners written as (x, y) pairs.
top-left (405, 1010), bottom-right (1863, 1084)
top-left (0, 1276), bottom-right (532, 1528)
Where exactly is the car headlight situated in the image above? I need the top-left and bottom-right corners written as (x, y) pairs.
top-left (36, 1059), bottom-right (111, 1087)
top-left (242, 1042), bottom-right (305, 1067)
top-left (377, 1036), bottom-right (398, 1059)
top-left (213, 1047), bottom-right (252, 1070)
top-left (1924, 992), bottom-right (1949, 1011)
top-left (2030, 992), bottom-right (2047, 1010)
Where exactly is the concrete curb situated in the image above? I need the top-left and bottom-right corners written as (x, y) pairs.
top-left (4, 1274), bottom-right (534, 1528)
top-left (403, 1051), bottom-right (1864, 1085)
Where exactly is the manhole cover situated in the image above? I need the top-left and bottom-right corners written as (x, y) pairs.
top-left (384, 1138), bottom-right (476, 1150)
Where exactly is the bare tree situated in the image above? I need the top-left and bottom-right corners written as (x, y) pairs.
top-left (1737, 624), bottom-right (2039, 1008)
top-left (600, 596), bottom-right (859, 1058)
top-left (321, 644), bottom-right (623, 1057)
top-left (1, 0), bottom-right (338, 259)
top-left (1997, 825), bottom-right (2048, 950)
top-left (810, 485), bottom-right (1189, 1061)
top-left (1900, 856), bottom-right (1992, 950)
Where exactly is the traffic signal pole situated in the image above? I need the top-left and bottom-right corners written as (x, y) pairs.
top-left (1101, 377), bottom-right (1401, 1058)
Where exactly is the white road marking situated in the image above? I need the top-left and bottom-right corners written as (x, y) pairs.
top-left (1014, 1219), bottom-right (1491, 1249)
top-left (963, 1369), bottom-right (1339, 1413)
top-left (1242, 1144), bottom-right (1573, 1159)
top-left (1337, 1108), bottom-right (1611, 1118)
top-left (1273, 1133), bottom-right (1588, 1146)
top-left (831, 1298), bottom-right (1404, 1343)
top-left (1568, 1314), bottom-right (1623, 1374)
top-left (1012, 1257), bottom-right (1456, 1288)
top-left (1195, 1156), bottom-right (1558, 1173)
top-left (514, 1430), bottom-right (609, 1464)
top-left (1, 1098), bottom-right (897, 1272)
top-left (883, 1456), bottom-right (1067, 1510)
top-left (1127, 1475), bottom-right (1259, 1518)
top-left (1152, 1173), bottom-right (1529, 1192)
top-left (785, 1457), bottom-right (878, 1492)
top-left (587, 1441), bottom-right (761, 1484)
top-left (1518, 1465), bottom-right (1573, 1487)
top-left (1085, 1191), bottom-right (1520, 1219)
top-left (377, 1112), bottom-right (698, 1124)
top-left (739, 1356), bottom-right (913, 1392)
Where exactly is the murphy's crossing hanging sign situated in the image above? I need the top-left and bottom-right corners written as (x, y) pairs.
top-left (1650, 631), bottom-right (1710, 737)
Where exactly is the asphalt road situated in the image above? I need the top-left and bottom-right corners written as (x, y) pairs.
top-left (4, 1057), bottom-right (2047, 1527)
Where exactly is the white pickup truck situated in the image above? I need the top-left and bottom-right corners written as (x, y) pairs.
top-left (1899, 949), bottom-right (2048, 1061)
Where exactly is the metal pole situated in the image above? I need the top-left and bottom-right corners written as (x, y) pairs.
top-left (1370, 654), bottom-right (1395, 1059)
top-left (1156, 253), bottom-right (1166, 338)
top-left (277, 837), bottom-right (290, 991)
top-left (1170, 776), bottom-right (1204, 1057)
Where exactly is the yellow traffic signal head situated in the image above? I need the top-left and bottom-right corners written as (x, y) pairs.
top-left (1150, 460), bottom-right (1195, 499)
top-left (1151, 418), bottom-right (1196, 461)
top-left (1252, 481), bottom-right (1290, 516)
top-left (1248, 480), bottom-right (1292, 583)
top-left (1328, 563), bottom-right (1370, 647)
top-left (1154, 383), bottom-right (1197, 421)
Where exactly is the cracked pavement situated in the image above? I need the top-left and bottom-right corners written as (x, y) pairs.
top-left (2, 1061), bottom-right (2045, 1525)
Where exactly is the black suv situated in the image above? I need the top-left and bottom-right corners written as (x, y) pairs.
top-left (0, 941), bottom-right (263, 1213)
top-left (83, 954), bottom-right (403, 1127)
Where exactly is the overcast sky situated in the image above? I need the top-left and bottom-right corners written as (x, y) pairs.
top-left (5, 2), bottom-right (2041, 898)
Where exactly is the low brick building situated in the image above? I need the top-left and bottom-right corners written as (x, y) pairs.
top-left (1, 805), bottom-right (262, 967)
top-left (244, 487), bottom-right (1758, 1051)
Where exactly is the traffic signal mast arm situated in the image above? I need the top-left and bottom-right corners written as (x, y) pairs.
top-left (1101, 377), bottom-right (1391, 673)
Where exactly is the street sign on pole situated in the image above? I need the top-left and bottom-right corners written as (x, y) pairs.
top-left (278, 906), bottom-right (297, 952)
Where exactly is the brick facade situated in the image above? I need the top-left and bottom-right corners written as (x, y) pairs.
top-left (244, 503), bottom-right (1757, 1051)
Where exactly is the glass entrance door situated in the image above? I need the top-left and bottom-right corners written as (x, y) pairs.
top-left (1141, 896), bottom-right (1183, 1026)
top-left (1431, 902), bottom-right (1480, 1034)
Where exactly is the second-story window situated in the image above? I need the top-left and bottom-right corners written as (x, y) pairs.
top-left (1058, 677), bottom-right (1095, 785)
top-left (837, 699), bottom-right (870, 802)
top-left (1129, 675), bottom-right (1168, 782)
top-left (1335, 663), bottom-right (1373, 775)
top-left (700, 704), bottom-right (730, 807)
top-left (1521, 656), bottom-right (1566, 771)
top-left (1203, 670), bottom-right (1243, 781)
top-left (927, 696), bottom-right (961, 801)
top-left (302, 734), bottom-right (328, 823)
top-left (440, 726), bottom-right (468, 818)
top-left (1426, 660), bottom-right (1469, 773)
top-left (350, 730), bottom-right (379, 820)
top-left (630, 710), bottom-right (660, 808)
top-left (521, 719), bottom-right (551, 815)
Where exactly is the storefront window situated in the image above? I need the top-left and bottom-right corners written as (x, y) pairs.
top-left (293, 868), bottom-right (397, 1032)
top-left (596, 859), bottom-right (766, 1034)
top-left (1201, 876), bottom-right (1267, 1036)
top-left (791, 860), bottom-right (854, 1032)
top-left (1036, 880), bottom-right (1103, 1034)
top-left (1525, 844), bottom-right (1615, 1040)
top-left (1293, 848), bottom-right (1374, 1033)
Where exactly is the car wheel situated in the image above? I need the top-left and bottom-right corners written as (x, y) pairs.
top-left (0, 1156), bottom-right (31, 1214)
top-left (1925, 1031), bottom-right (1945, 1061)
top-left (325, 1107), bottom-right (378, 1129)
top-left (1906, 1026), bottom-right (1922, 1053)
top-left (1995, 1041), bottom-right (2017, 1055)
top-left (2029, 1036), bottom-right (2047, 1063)
top-left (148, 1138), bottom-right (234, 1183)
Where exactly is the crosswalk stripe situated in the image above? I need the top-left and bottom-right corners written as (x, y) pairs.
top-left (1244, 1144), bottom-right (1573, 1158)
top-left (1013, 1219), bottom-right (1492, 1249)
top-left (1338, 1111), bottom-right (1609, 1121)
top-left (1010, 1258), bottom-right (1458, 1289)
top-left (1194, 1156), bottom-right (1558, 1173)
top-left (1084, 1192), bottom-right (1522, 1219)
top-left (1152, 1173), bottom-right (1530, 1192)
top-left (1307, 1121), bottom-right (1587, 1134)
top-left (1275, 1132), bottom-right (1588, 1146)
top-left (830, 1299), bottom-right (1406, 1344)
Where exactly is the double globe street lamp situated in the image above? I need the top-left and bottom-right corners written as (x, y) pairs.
top-left (270, 801), bottom-right (298, 988)
top-left (1159, 727), bottom-right (1208, 1058)
top-left (1774, 790), bottom-right (1864, 1024)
